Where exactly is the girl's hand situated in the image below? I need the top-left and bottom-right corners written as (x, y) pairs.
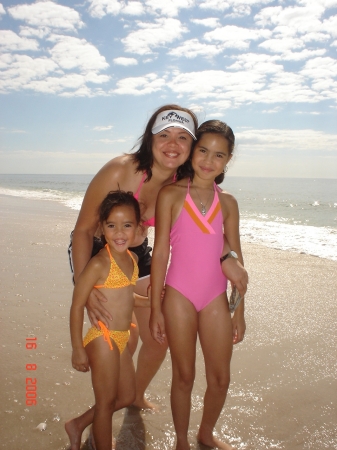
top-left (72, 348), bottom-right (90, 372)
top-left (221, 258), bottom-right (248, 298)
top-left (85, 288), bottom-right (112, 329)
top-left (231, 310), bottom-right (246, 344)
top-left (149, 310), bottom-right (166, 344)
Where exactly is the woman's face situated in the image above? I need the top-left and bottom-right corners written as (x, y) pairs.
top-left (152, 127), bottom-right (194, 170)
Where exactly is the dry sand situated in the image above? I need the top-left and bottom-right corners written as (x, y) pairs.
top-left (0, 195), bottom-right (336, 450)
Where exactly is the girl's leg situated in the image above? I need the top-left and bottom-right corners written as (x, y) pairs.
top-left (197, 294), bottom-right (234, 450)
top-left (65, 346), bottom-right (135, 450)
top-left (133, 276), bottom-right (168, 409)
top-left (163, 286), bottom-right (198, 450)
top-left (85, 336), bottom-right (120, 450)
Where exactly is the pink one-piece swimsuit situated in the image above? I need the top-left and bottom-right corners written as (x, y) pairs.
top-left (165, 180), bottom-right (227, 312)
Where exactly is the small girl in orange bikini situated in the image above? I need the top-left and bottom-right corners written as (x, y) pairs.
top-left (68, 190), bottom-right (148, 450)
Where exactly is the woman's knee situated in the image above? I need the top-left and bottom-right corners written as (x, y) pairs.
top-left (141, 334), bottom-right (168, 356)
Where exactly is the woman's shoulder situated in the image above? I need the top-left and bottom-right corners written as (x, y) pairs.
top-left (88, 155), bottom-right (141, 194)
top-left (96, 154), bottom-right (136, 180)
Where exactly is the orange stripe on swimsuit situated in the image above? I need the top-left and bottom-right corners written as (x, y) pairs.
top-left (94, 244), bottom-right (138, 289)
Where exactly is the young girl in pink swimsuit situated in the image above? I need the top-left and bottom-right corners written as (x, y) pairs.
top-left (150, 120), bottom-right (246, 450)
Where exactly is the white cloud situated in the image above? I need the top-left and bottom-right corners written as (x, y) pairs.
top-left (168, 38), bottom-right (222, 59)
top-left (19, 26), bottom-right (51, 39)
top-left (113, 73), bottom-right (166, 95)
top-left (236, 128), bottom-right (337, 152)
top-left (144, 0), bottom-right (195, 17)
top-left (48, 35), bottom-right (109, 73)
top-left (199, 0), bottom-right (230, 11)
top-left (205, 26), bottom-right (271, 50)
top-left (113, 57), bottom-right (138, 66)
top-left (228, 53), bottom-right (283, 74)
top-left (0, 53), bottom-right (59, 93)
top-left (228, 4), bottom-right (252, 18)
top-left (123, 1), bottom-right (145, 15)
top-left (88, 0), bottom-right (122, 18)
top-left (0, 4), bottom-right (5, 15)
top-left (322, 14), bottom-right (337, 37)
top-left (0, 30), bottom-right (39, 52)
top-left (259, 37), bottom-right (305, 53)
top-left (94, 125), bottom-right (114, 131)
top-left (122, 18), bottom-right (188, 54)
top-left (200, 0), bottom-right (272, 11)
top-left (190, 18), bottom-right (220, 28)
top-left (300, 56), bottom-right (337, 81)
top-left (261, 107), bottom-right (282, 113)
top-left (99, 138), bottom-right (128, 143)
top-left (8, 1), bottom-right (84, 32)
top-left (276, 48), bottom-right (326, 61)
top-left (255, 4), bottom-right (328, 37)
top-left (167, 70), bottom-right (266, 101)
top-left (0, 36), bottom-right (110, 96)
top-left (301, 31), bottom-right (330, 43)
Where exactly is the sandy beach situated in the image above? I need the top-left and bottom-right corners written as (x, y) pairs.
top-left (0, 195), bottom-right (336, 450)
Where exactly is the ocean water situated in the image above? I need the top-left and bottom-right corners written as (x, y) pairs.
top-left (0, 174), bottom-right (336, 261)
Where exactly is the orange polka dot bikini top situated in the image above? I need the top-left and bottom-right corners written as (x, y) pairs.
top-left (94, 244), bottom-right (138, 289)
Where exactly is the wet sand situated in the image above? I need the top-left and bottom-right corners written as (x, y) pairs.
top-left (0, 195), bottom-right (336, 450)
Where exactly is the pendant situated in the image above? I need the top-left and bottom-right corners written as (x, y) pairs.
top-left (201, 204), bottom-right (206, 216)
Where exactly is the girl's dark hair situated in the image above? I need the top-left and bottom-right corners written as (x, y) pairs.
top-left (99, 189), bottom-right (141, 226)
top-left (178, 120), bottom-right (235, 185)
top-left (131, 104), bottom-right (198, 181)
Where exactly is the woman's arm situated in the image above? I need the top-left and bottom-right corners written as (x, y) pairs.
top-left (149, 188), bottom-right (172, 344)
top-left (71, 158), bottom-right (131, 326)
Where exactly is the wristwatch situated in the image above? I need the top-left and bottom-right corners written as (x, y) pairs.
top-left (220, 250), bottom-right (238, 263)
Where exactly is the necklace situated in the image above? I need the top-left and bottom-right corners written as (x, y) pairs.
top-left (194, 185), bottom-right (213, 216)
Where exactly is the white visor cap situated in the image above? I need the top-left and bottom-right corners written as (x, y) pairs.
top-left (152, 110), bottom-right (196, 140)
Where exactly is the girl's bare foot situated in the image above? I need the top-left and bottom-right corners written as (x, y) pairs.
top-left (132, 397), bottom-right (159, 411)
top-left (65, 419), bottom-right (82, 450)
top-left (197, 432), bottom-right (235, 450)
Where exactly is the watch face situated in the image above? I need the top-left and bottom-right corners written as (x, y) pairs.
top-left (230, 251), bottom-right (238, 259)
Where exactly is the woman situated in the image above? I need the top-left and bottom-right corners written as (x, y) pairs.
top-left (66, 105), bottom-right (248, 445)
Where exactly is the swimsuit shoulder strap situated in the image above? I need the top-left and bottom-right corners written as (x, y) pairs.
top-left (187, 178), bottom-right (191, 194)
top-left (134, 172), bottom-right (147, 200)
top-left (105, 243), bottom-right (113, 261)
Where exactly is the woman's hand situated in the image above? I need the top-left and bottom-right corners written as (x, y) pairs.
top-left (72, 348), bottom-right (90, 372)
top-left (149, 310), bottom-right (166, 345)
top-left (221, 258), bottom-right (248, 298)
top-left (85, 288), bottom-right (112, 328)
top-left (231, 309), bottom-right (246, 344)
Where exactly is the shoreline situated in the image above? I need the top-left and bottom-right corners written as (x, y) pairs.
top-left (1, 195), bottom-right (336, 450)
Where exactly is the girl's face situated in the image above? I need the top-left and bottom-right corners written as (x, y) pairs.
top-left (102, 205), bottom-right (138, 253)
top-left (192, 133), bottom-right (232, 181)
top-left (152, 127), bottom-right (194, 171)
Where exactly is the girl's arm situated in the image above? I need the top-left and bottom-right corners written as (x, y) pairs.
top-left (70, 259), bottom-right (103, 371)
top-left (149, 188), bottom-right (172, 344)
top-left (221, 193), bottom-right (247, 344)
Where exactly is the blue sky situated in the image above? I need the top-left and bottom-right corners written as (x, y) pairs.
top-left (0, 0), bottom-right (336, 177)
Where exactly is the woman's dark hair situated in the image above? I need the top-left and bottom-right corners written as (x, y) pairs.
top-left (99, 189), bottom-right (141, 225)
top-left (178, 120), bottom-right (235, 185)
top-left (131, 104), bottom-right (198, 181)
